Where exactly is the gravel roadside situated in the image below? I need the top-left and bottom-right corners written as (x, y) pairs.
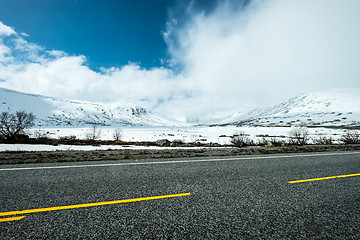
top-left (1, 144), bottom-right (360, 165)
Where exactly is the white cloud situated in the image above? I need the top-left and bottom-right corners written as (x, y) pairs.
top-left (20, 32), bottom-right (30, 37)
top-left (0, 39), bottom-right (13, 62)
top-left (1, 1), bottom-right (360, 122)
top-left (2, 55), bottom-right (95, 98)
top-left (161, 0), bottom-right (360, 120)
top-left (0, 22), bottom-right (16, 36)
top-left (0, 43), bottom-right (192, 113)
top-left (46, 50), bottom-right (67, 58)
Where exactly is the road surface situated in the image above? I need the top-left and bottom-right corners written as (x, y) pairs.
top-left (1, 151), bottom-right (359, 239)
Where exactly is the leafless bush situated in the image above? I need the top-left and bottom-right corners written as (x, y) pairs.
top-left (340, 130), bottom-right (360, 144)
top-left (312, 135), bottom-right (334, 145)
top-left (85, 125), bottom-right (102, 140)
top-left (288, 126), bottom-right (309, 145)
top-left (189, 134), bottom-right (198, 143)
top-left (0, 111), bottom-right (35, 141)
top-left (113, 128), bottom-right (123, 141)
top-left (231, 131), bottom-right (254, 147)
top-left (59, 135), bottom-right (77, 141)
top-left (33, 129), bottom-right (50, 139)
top-left (257, 137), bottom-right (269, 146)
top-left (171, 139), bottom-right (185, 147)
top-left (267, 137), bottom-right (285, 147)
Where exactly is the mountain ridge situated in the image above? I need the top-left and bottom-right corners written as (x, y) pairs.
top-left (0, 87), bottom-right (184, 127)
top-left (1, 87), bottom-right (359, 128)
top-left (219, 87), bottom-right (360, 127)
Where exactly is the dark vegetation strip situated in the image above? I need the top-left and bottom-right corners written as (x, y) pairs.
top-left (1, 144), bottom-right (359, 165)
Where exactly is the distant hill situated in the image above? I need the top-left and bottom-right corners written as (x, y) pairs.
top-left (218, 88), bottom-right (360, 127)
top-left (0, 88), bottom-right (184, 127)
top-left (1, 87), bottom-right (359, 128)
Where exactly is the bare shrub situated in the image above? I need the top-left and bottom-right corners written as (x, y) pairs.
top-left (59, 135), bottom-right (77, 141)
top-left (257, 137), bottom-right (269, 146)
top-left (288, 126), bottom-right (309, 145)
top-left (172, 139), bottom-right (185, 144)
top-left (189, 134), bottom-right (198, 143)
top-left (85, 125), bottom-right (102, 140)
top-left (113, 128), bottom-right (123, 141)
top-left (340, 130), bottom-right (360, 144)
top-left (33, 129), bottom-right (50, 139)
top-left (267, 137), bottom-right (285, 147)
top-left (0, 111), bottom-right (35, 141)
top-left (312, 135), bottom-right (334, 145)
top-left (230, 131), bottom-right (254, 147)
top-left (171, 139), bottom-right (185, 147)
top-left (258, 137), bottom-right (285, 147)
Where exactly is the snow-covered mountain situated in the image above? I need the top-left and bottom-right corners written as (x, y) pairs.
top-left (219, 88), bottom-right (360, 127)
top-left (1, 87), bottom-right (359, 128)
top-left (0, 88), bottom-right (184, 127)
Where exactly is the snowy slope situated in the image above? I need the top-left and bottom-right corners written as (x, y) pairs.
top-left (221, 88), bottom-right (360, 127)
top-left (1, 87), bottom-right (359, 128)
top-left (0, 88), bottom-right (184, 127)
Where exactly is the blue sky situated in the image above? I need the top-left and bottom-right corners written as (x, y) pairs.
top-left (1, 0), bottom-right (359, 122)
top-left (0, 0), bottom-right (172, 69)
top-left (0, 0), bottom-right (222, 70)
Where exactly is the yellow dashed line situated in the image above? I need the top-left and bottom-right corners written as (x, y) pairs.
top-left (0, 216), bottom-right (26, 222)
top-left (0, 192), bottom-right (191, 222)
top-left (289, 173), bottom-right (360, 183)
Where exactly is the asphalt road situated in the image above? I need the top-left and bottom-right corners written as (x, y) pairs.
top-left (0, 151), bottom-right (359, 239)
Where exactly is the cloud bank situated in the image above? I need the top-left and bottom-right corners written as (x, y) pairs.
top-left (163, 0), bottom-right (360, 119)
top-left (1, 0), bottom-right (360, 122)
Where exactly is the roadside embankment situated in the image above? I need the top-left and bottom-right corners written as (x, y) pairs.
top-left (1, 144), bottom-right (359, 165)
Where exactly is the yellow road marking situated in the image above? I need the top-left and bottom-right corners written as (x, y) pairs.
top-left (0, 216), bottom-right (26, 222)
top-left (0, 192), bottom-right (191, 220)
top-left (289, 173), bottom-right (360, 183)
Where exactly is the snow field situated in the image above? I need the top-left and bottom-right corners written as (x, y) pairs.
top-left (0, 126), bottom-right (349, 152)
top-left (30, 126), bottom-right (344, 144)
